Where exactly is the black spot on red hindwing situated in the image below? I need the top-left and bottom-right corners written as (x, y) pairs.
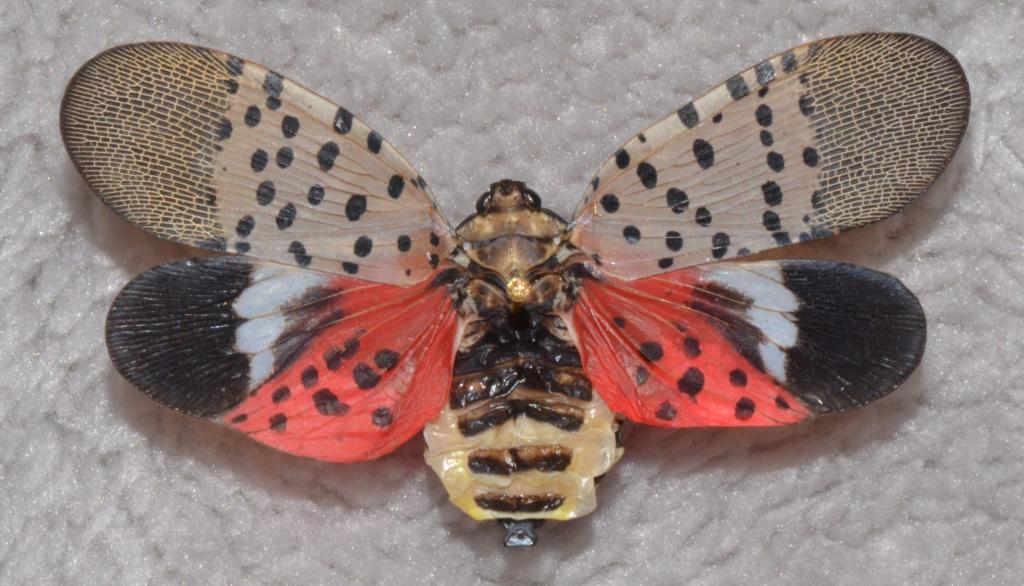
top-left (373, 349), bottom-right (400, 370)
top-left (735, 397), bottom-right (756, 420)
top-left (313, 389), bottom-right (348, 416)
top-left (677, 367), bottom-right (704, 397)
top-left (775, 396), bottom-right (790, 410)
top-left (301, 366), bottom-right (319, 389)
top-left (271, 386), bottom-right (290, 403)
top-left (683, 336), bottom-right (700, 357)
top-left (729, 369), bottom-right (747, 387)
top-left (269, 413), bottom-right (287, 431)
top-left (613, 316), bottom-right (626, 328)
top-left (635, 366), bottom-right (650, 386)
top-left (639, 342), bottom-right (664, 362)
top-left (372, 406), bottom-right (393, 428)
top-left (353, 363), bottom-right (380, 390)
top-left (656, 401), bottom-right (676, 421)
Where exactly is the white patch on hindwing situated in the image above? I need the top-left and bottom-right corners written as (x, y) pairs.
top-left (703, 262), bottom-right (801, 384)
top-left (232, 265), bottom-right (332, 389)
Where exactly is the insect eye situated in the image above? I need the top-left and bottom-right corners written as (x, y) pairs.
top-left (476, 192), bottom-right (493, 214)
top-left (523, 188), bottom-right (542, 208)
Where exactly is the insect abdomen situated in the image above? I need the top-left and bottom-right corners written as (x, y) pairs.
top-left (424, 314), bottom-right (622, 521)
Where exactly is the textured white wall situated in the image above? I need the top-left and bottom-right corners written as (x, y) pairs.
top-left (1, 1), bottom-right (1022, 584)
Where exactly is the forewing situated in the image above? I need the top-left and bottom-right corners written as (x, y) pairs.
top-left (61, 42), bottom-right (454, 285)
top-left (564, 259), bottom-right (925, 427)
top-left (106, 256), bottom-right (463, 462)
top-left (570, 33), bottom-right (969, 278)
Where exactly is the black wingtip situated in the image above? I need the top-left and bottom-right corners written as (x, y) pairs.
top-left (781, 260), bottom-right (927, 413)
top-left (105, 256), bottom-right (255, 418)
top-left (500, 519), bottom-right (544, 547)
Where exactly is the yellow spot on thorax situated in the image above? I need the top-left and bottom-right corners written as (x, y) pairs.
top-left (506, 277), bottom-right (531, 303)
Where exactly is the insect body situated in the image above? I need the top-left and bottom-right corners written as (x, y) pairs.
top-left (61, 34), bottom-right (969, 546)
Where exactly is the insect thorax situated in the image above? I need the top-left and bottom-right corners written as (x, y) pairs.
top-left (455, 180), bottom-right (567, 303)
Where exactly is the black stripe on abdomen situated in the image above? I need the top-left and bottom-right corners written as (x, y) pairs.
top-left (457, 399), bottom-right (584, 436)
top-left (474, 493), bottom-right (566, 513)
top-left (467, 445), bottom-right (573, 475)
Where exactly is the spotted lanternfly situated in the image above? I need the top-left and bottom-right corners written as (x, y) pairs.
top-left (61, 34), bottom-right (969, 547)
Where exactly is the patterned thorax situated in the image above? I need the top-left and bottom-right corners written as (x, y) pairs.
top-left (456, 180), bottom-right (567, 297)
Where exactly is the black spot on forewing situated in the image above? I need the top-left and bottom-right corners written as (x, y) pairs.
top-left (308, 185), bottom-right (325, 206)
top-left (678, 102), bottom-right (699, 128)
top-left (367, 131), bottom-right (382, 154)
top-left (281, 116), bottom-right (300, 139)
top-left (615, 149), bottom-right (630, 169)
top-left (600, 194), bottom-right (620, 213)
top-left (755, 61), bottom-right (775, 85)
top-left (345, 195), bottom-right (367, 221)
top-left (693, 140), bottom-right (714, 169)
top-left (263, 72), bottom-right (284, 97)
top-left (334, 107), bottom-right (353, 133)
top-left (726, 75), bottom-right (749, 100)
top-left (317, 141), bottom-right (340, 171)
top-left (667, 188), bottom-right (689, 213)
top-left (637, 163), bottom-right (657, 188)
top-left (388, 175), bottom-right (405, 199)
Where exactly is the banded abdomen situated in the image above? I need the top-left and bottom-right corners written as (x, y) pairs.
top-left (424, 311), bottom-right (622, 521)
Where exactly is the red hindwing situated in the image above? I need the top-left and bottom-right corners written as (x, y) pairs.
top-left (223, 271), bottom-right (460, 462)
